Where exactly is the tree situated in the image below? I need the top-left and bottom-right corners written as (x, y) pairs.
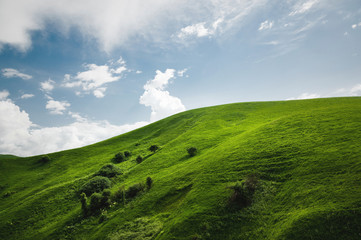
top-left (187, 147), bottom-right (197, 157)
top-left (149, 145), bottom-right (159, 153)
top-left (80, 192), bottom-right (88, 216)
top-left (112, 152), bottom-right (125, 163)
top-left (124, 151), bottom-right (131, 158)
top-left (146, 177), bottom-right (153, 190)
top-left (136, 155), bottom-right (143, 164)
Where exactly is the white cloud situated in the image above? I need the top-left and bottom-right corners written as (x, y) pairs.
top-left (350, 84), bottom-right (361, 94)
top-left (136, 70), bottom-right (142, 74)
top-left (21, 93), bottom-right (34, 99)
top-left (2, 68), bottom-right (32, 80)
top-left (178, 22), bottom-right (211, 39)
top-left (63, 58), bottom-right (126, 98)
top-left (351, 22), bottom-right (361, 29)
top-left (140, 69), bottom-right (186, 122)
top-left (289, 0), bottom-right (319, 16)
top-left (0, 0), bottom-right (269, 51)
top-left (0, 98), bottom-right (148, 156)
top-left (177, 68), bottom-right (188, 77)
top-left (46, 99), bottom-right (70, 115)
top-left (258, 20), bottom-right (274, 31)
top-left (0, 90), bottom-right (10, 100)
top-left (93, 88), bottom-right (106, 98)
top-left (40, 79), bottom-right (55, 92)
top-left (287, 92), bottom-right (321, 100)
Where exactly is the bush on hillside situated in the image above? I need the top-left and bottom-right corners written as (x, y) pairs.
top-left (112, 187), bottom-right (125, 205)
top-left (79, 176), bottom-right (111, 196)
top-left (146, 177), bottom-right (153, 190)
top-left (112, 152), bottom-right (125, 163)
top-left (136, 155), bottom-right (143, 164)
top-left (228, 174), bottom-right (259, 207)
top-left (187, 147), bottom-right (197, 157)
top-left (80, 192), bottom-right (88, 216)
top-left (95, 164), bottom-right (122, 178)
top-left (124, 151), bottom-right (131, 158)
top-left (149, 145), bottom-right (159, 153)
top-left (125, 183), bottom-right (145, 199)
top-left (38, 155), bottom-right (50, 164)
top-left (89, 192), bottom-right (103, 213)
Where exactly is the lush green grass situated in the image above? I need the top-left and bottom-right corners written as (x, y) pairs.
top-left (1, 97), bottom-right (361, 240)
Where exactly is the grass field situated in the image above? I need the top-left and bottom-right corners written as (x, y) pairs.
top-left (1, 97), bottom-right (361, 240)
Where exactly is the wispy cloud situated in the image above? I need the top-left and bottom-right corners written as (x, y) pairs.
top-left (258, 20), bottom-right (274, 31)
top-left (21, 93), bottom-right (34, 99)
top-left (289, 0), bottom-right (320, 16)
top-left (63, 57), bottom-right (126, 98)
top-left (2, 68), bottom-right (32, 80)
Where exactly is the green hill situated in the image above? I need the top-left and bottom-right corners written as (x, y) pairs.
top-left (1, 97), bottom-right (361, 240)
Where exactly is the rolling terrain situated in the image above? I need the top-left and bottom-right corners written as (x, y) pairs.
top-left (1, 97), bottom-right (361, 239)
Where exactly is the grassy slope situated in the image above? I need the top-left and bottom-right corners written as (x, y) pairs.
top-left (1, 97), bottom-right (361, 240)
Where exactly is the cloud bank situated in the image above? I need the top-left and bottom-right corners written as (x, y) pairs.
top-left (0, 94), bottom-right (148, 156)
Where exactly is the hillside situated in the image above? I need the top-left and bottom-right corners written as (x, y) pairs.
top-left (1, 97), bottom-right (361, 240)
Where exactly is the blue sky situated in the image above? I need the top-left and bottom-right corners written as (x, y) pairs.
top-left (0, 0), bottom-right (361, 156)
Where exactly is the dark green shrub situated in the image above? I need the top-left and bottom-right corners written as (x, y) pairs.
top-left (100, 189), bottom-right (111, 208)
top-left (80, 192), bottom-right (88, 216)
top-left (99, 211), bottom-right (108, 223)
top-left (79, 176), bottom-right (111, 196)
top-left (136, 155), bottom-right (143, 164)
top-left (38, 155), bottom-right (50, 164)
top-left (228, 175), bottom-right (259, 207)
top-left (187, 147), bottom-right (197, 157)
top-left (95, 164), bottom-right (121, 178)
top-left (125, 183), bottom-right (145, 199)
top-left (146, 177), bottom-right (153, 190)
top-left (149, 145), bottom-right (159, 153)
top-left (124, 151), bottom-right (131, 158)
top-left (112, 187), bottom-right (125, 205)
top-left (89, 192), bottom-right (102, 213)
top-left (112, 152), bottom-right (125, 163)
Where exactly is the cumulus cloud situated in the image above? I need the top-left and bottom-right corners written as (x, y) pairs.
top-left (63, 58), bottom-right (126, 98)
top-left (0, 97), bottom-right (148, 156)
top-left (46, 99), bottom-right (70, 115)
top-left (258, 20), bottom-right (274, 31)
top-left (2, 68), bottom-right (32, 80)
top-left (140, 69), bottom-right (186, 122)
top-left (40, 79), bottom-right (55, 92)
top-left (21, 93), bottom-right (34, 99)
top-left (0, 90), bottom-right (10, 100)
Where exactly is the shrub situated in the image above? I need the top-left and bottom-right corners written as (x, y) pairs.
top-left (80, 192), bottom-right (88, 216)
top-left (149, 145), bottom-right (159, 153)
top-left (124, 151), bottom-right (131, 158)
top-left (95, 164), bottom-right (122, 178)
top-left (99, 211), bottom-right (109, 223)
top-left (125, 183), bottom-right (145, 199)
top-left (228, 175), bottom-right (258, 207)
top-left (187, 147), bottom-right (197, 157)
top-left (100, 189), bottom-right (111, 208)
top-left (146, 177), bottom-right (153, 190)
top-left (79, 176), bottom-right (111, 196)
top-left (89, 192), bottom-right (103, 213)
top-left (112, 152), bottom-right (125, 163)
top-left (38, 155), bottom-right (50, 164)
top-left (136, 155), bottom-right (143, 164)
top-left (112, 187), bottom-right (125, 205)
